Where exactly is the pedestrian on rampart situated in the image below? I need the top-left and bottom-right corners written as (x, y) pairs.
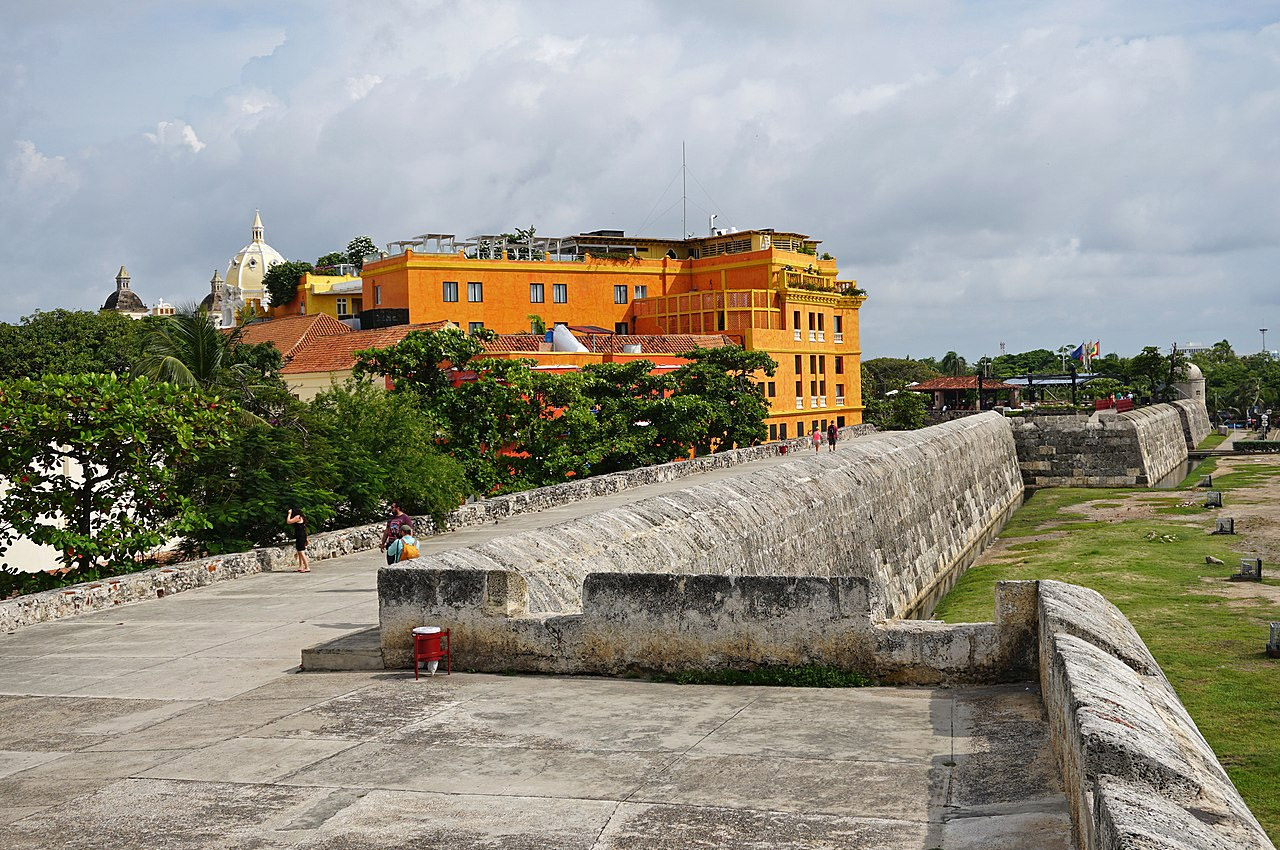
top-left (380, 503), bottom-right (411, 566)
top-left (827, 422), bottom-right (838, 452)
top-left (812, 427), bottom-right (822, 453)
top-left (287, 507), bottom-right (310, 573)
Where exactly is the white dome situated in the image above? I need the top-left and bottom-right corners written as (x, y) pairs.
top-left (1181, 362), bottom-right (1204, 381)
top-left (225, 211), bottom-right (286, 304)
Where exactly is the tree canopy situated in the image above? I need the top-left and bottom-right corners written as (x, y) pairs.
top-left (262, 260), bottom-right (314, 307)
top-left (0, 310), bottom-right (149, 379)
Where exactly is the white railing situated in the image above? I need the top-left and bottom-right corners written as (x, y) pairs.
top-left (817, 331), bottom-right (825, 342)
top-left (819, 396), bottom-right (827, 408)
top-left (836, 395), bottom-right (845, 406)
top-left (793, 329), bottom-right (802, 341)
top-left (795, 397), bottom-right (805, 409)
top-left (834, 332), bottom-right (844, 343)
top-left (808, 330), bottom-right (817, 342)
top-left (810, 395), bottom-right (819, 408)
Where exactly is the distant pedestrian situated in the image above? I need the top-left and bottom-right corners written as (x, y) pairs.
top-left (811, 427), bottom-right (822, 453)
top-left (398, 523), bottom-right (419, 562)
top-left (827, 423), bottom-right (838, 451)
top-left (287, 507), bottom-right (310, 573)
top-left (380, 502), bottom-right (412, 566)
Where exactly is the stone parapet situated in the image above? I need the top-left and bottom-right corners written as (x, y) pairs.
top-left (1171, 398), bottom-right (1213, 450)
top-left (379, 566), bottom-right (1039, 684)
top-left (1036, 580), bottom-right (1273, 850)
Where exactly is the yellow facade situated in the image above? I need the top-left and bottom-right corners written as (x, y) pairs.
top-left (276, 273), bottom-right (364, 321)
top-left (360, 229), bottom-right (865, 436)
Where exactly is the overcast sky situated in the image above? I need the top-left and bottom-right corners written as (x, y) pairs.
top-left (4, 1), bottom-right (1279, 360)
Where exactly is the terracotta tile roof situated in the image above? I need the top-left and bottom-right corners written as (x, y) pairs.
top-left (281, 323), bottom-right (437, 375)
top-left (908, 376), bottom-right (1019, 391)
top-left (234, 314), bottom-right (351, 360)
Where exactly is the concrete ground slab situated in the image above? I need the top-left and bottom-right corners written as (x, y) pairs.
top-left (85, 697), bottom-right (321, 752)
top-left (138, 736), bottom-right (358, 784)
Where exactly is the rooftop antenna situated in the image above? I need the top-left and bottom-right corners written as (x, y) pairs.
top-left (682, 141), bottom-right (687, 238)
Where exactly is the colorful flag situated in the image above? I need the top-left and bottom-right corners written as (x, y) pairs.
top-left (1089, 340), bottom-right (1100, 358)
top-left (1070, 342), bottom-right (1084, 362)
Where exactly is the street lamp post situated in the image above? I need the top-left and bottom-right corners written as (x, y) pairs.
top-left (1262, 328), bottom-right (1269, 357)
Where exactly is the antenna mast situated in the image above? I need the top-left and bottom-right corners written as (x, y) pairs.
top-left (682, 142), bottom-right (687, 238)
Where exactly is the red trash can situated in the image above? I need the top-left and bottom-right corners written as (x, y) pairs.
top-left (412, 626), bottom-right (451, 679)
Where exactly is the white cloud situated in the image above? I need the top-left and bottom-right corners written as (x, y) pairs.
top-left (144, 120), bottom-right (206, 153)
top-left (345, 74), bottom-right (382, 100)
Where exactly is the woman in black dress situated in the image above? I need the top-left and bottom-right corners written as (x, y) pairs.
top-left (287, 508), bottom-right (310, 572)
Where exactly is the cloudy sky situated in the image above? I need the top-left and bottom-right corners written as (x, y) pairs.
top-left (4, 1), bottom-right (1279, 360)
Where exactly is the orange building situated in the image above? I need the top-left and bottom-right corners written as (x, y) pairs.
top-left (358, 229), bottom-right (866, 438)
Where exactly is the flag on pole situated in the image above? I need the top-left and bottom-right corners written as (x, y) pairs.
top-left (1070, 342), bottom-right (1085, 363)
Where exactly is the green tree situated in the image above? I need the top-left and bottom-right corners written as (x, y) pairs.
top-left (670, 345), bottom-right (776, 454)
top-left (346, 236), bottom-right (378, 271)
top-left (0, 374), bottom-right (235, 571)
top-left (939, 350), bottom-right (968, 376)
top-left (353, 327), bottom-right (490, 399)
top-left (861, 357), bottom-right (940, 399)
top-left (865, 390), bottom-right (928, 430)
top-left (0, 309), bottom-right (148, 379)
top-left (309, 381), bottom-right (467, 526)
top-left (314, 252), bottom-right (347, 271)
top-left (262, 260), bottom-right (313, 307)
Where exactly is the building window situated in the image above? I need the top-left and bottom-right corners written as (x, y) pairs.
top-left (469, 321), bottom-right (485, 333)
top-left (810, 380), bottom-right (818, 395)
top-left (835, 356), bottom-right (844, 374)
top-left (819, 356), bottom-right (826, 374)
top-left (810, 355), bottom-right (817, 373)
top-left (795, 380), bottom-right (803, 396)
top-left (834, 315), bottom-right (843, 334)
top-left (837, 416), bottom-right (846, 427)
top-left (553, 283), bottom-right (567, 303)
top-left (794, 354), bottom-right (802, 372)
top-left (336, 297), bottom-right (348, 316)
top-left (530, 283), bottom-right (544, 303)
top-left (467, 281), bottom-right (483, 302)
top-left (836, 383), bottom-right (844, 398)
top-left (780, 423), bottom-right (788, 439)
top-left (443, 281), bottom-right (458, 302)
top-left (374, 285), bottom-right (381, 306)
top-left (615, 321), bottom-right (629, 335)
top-left (769, 424), bottom-right (778, 441)
top-left (808, 312), bottom-right (816, 330)
top-left (614, 285), bottom-right (628, 304)
top-left (820, 380), bottom-right (826, 395)
top-left (767, 381), bottom-right (776, 397)
top-left (634, 284), bottom-right (648, 299)
top-left (817, 313), bottom-right (825, 331)
top-left (793, 310), bottom-right (801, 329)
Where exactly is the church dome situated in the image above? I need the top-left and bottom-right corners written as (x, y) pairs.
top-left (225, 211), bottom-right (286, 305)
top-left (103, 289), bottom-right (147, 312)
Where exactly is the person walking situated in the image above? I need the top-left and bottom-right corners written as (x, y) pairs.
top-left (827, 422), bottom-right (838, 452)
top-left (287, 507), bottom-right (310, 572)
top-left (811, 427), bottom-right (822, 453)
top-left (379, 502), bottom-right (411, 566)
top-left (397, 523), bottom-right (419, 561)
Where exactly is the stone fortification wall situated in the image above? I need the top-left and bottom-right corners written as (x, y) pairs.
top-left (0, 427), bottom-right (871, 632)
top-left (1037, 580), bottom-right (1273, 850)
top-left (1171, 398), bottom-right (1213, 450)
top-left (1013, 401), bottom-right (1202, 487)
top-left (377, 567), bottom-right (1039, 683)
top-left (379, 414), bottom-right (1024, 661)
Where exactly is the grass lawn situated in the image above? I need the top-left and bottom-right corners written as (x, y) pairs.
top-left (934, 463), bottom-right (1280, 841)
top-left (1198, 432), bottom-right (1227, 449)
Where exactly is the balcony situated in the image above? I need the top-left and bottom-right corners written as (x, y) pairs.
top-left (808, 330), bottom-right (817, 342)
top-left (817, 331), bottom-right (825, 342)
top-left (795, 397), bottom-right (805, 409)
top-left (834, 332), bottom-right (844, 343)
top-left (836, 395), bottom-right (846, 406)
top-left (810, 395), bottom-right (819, 408)
top-left (819, 396), bottom-right (828, 408)
top-left (793, 329), bottom-right (802, 341)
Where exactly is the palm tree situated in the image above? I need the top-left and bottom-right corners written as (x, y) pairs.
top-left (940, 350), bottom-right (967, 377)
top-left (136, 306), bottom-right (250, 390)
